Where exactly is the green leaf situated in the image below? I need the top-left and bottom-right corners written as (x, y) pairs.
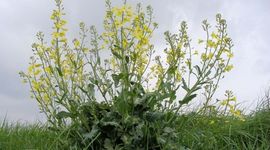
top-left (158, 90), bottom-right (176, 102)
top-left (89, 77), bottom-right (98, 85)
top-left (163, 127), bottom-right (174, 133)
top-left (157, 137), bottom-right (166, 144)
top-left (112, 51), bottom-right (122, 59)
top-left (56, 111), bottom-right (72, 119)
top-left (112, 45), bottom-right (123, 59)
top-left (56, 91), bottom-right (67, 103)
top-left (104, 138), bottom-right (114, 150)
top-left (131, 82), bottom-right (145, 95)
top-left (191, 86), bottom-right (201, 93)
top-left (199, 81), bottom-right (209, 85)
top-left (144, 111), bottom-right (164, 122)
top-left (112, 73), bottom-right (123, 86)
top-left (182, 78), bottom-right (189, 92)
top-left (87, 83), bottom-right (95, 95)
top-left (101, 121), bottom-right (120, 127)
top-left (194, 65), bottom-right (202, 75)
top-left (179, 94), bottom-right (197, 105)
top-left (125, 55), bottom-right (129, 63)
top-left (83, 126), bottom-right (100, 140)
top-left (167, 66), bottom-right (177, 75)
top-left (56, 67), bottom-right (63, 77)
top-left (205, 70), bottom-right (211, 76)
top-left (78, 83), bottom-right (95, 99)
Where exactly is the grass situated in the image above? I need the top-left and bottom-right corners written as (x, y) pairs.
top-left (0, 120), bottom-right (57, 150)
top-left (1, 97), bottom-right (270, 149)
top-left (175, 109), bottom-right (270, 149)
top-left (1, 110), bottom-right (270, 149)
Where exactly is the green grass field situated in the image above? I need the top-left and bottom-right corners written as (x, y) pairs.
top-left (1, 106), bottom-right (270, 150)
top-left (0, 121), bottom-right (57, 150)
top-left (177, 109), bottom-right (270, 149)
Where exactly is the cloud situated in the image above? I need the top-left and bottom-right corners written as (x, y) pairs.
top-left (1, 0), bottom-right (270, 122)
top-left (0, 94), bottom-right (45, 123)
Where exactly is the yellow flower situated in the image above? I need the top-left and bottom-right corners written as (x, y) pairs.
top-left (59, 38), bottom-right (67, 43)
top-left (211, 32), bottom-right (218, 39)
top-left (208, 52), bottom-right (214, 59)
top-left (224, 65), bottom-right (233, 72)
top-left (227, 52), bottom-right (234, 58)
top-left (32, 81), bottom-right (41, 91)
top-left (201, 53), bottom-right (207, 61)
top-left (28, 64), bottom-right (35, 73)
top-left (50, 10), bottom-right (61, 20)
top-left (207, 40), bottom-right (216, 48)
top-left (45, 67), bottom-right (52, 74)
top-left (220, 100), bottom-right (227, 106)
top-left (52, 32), bottom-right (60, 38)
top-left (73, 39), bottom-right (80, 48)
top-left (175, 71), bottom-right (182, 82)
top-left (43, 93), bottom-right (51, 104)
top-left (34, 69), bottom-right (41, 76)
top-left (234, 110), bottom-right (241, 116)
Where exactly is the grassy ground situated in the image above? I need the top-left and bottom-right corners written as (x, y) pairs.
top-left (1, 103), bottom-right (270, 149)
top-left (0, 121), bottom-right (57, 150)
top-left (1, 110), bottom-right (270, 150)
top-left (176, 109), bottom-right (270, 149)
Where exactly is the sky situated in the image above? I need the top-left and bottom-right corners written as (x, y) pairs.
top-left (0, 0), bottom-right (270, 123)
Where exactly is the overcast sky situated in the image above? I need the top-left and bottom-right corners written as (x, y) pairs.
top-left (1, 0), bottom-right (270, 123)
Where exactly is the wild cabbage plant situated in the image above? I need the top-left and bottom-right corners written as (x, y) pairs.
top-left (20, 0), bottom-right (236, 149)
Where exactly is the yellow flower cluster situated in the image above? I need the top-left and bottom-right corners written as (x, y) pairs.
top-left (150, 63), bottom-right (165, 87)
top-left (201, 52), bottom-right (214, 61)
top-left (111, 5), bottom-right (133, 27)
top-left (22, 0), bottom-right (91, 110)
top-left (220, 90), bottom-right (244, 121)
top-left (102, 3), bottom-right (156, 77)
top-left (196, 21), bottom-right (234, 77)
top-left (50, 7), bottom-right (68, 45)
